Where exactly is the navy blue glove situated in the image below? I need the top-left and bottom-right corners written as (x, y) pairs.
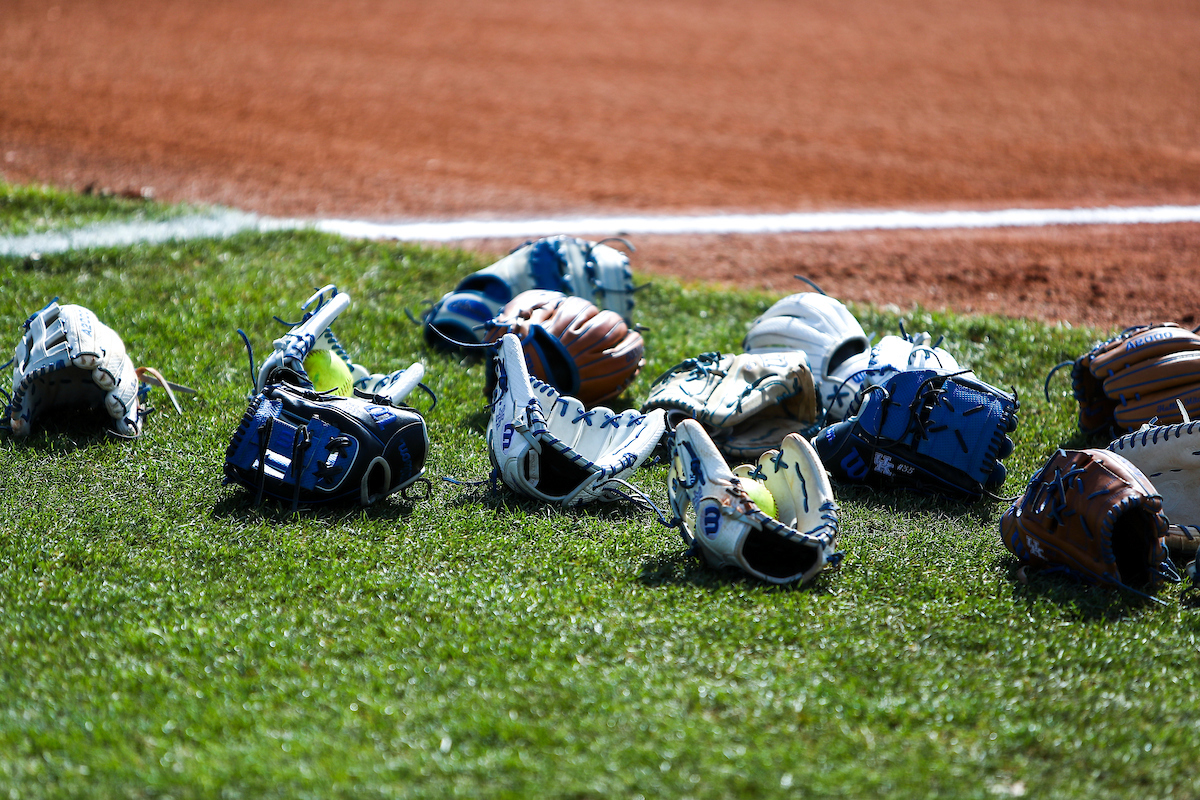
top-left (225, 382), bottom-right (429, 509)
top-left (813, 369), bottom-right (1018, 501)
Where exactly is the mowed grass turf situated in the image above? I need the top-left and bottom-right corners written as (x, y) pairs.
top-left (0, 182), bottom-right (197, 237)
top-left (1, 185), bottom-right (1198, 799)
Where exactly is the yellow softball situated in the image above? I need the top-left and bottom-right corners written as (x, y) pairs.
top-left (741, 476), bottom-right (777, 518)
top-left (304, 349), bottom-right (354, 396)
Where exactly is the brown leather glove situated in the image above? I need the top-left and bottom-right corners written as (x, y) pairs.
top-left (1067, 323), bottom-right (1200, 433)
top-left (483, 289), bottom-right (644, 405)
top-left (1000, 448), bottom-right (1178, 593)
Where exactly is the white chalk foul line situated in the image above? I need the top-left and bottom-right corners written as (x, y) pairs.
top-left (315, 204), bottom-right (1200, 241)
top-left (0, 211), bottom-right (297, 258)
top-left (2, 204), bottom-right (1200, 257)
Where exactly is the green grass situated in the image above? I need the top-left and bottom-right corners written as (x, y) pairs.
top-left (2, 186), bottom-right (1199, 799)
top-left (0, 182), bottom-right (200, 236)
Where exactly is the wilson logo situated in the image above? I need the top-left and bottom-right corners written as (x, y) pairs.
top-left (840, 449), bottom-right (869, 480)
top-left (394, 440), bottom-right (412, 470)
top-left (503, 423), bottom-right (515, 449)
top-left (366, 405), bottom-right (397, 427)
top-left (703, 506), bottom-right (721, 537)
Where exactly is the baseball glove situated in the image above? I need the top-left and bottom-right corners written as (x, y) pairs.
top-left (1053, 322), bottom-right (1200, 434)
top-left (641, 350), bottom-right (819, 460)
top-left (224, 381), bottom-right (429, 509)
top-left (482, 289), bottom-right (645, 405)
top-left (253, 285), bottom-right (427, 405)
top-left (5, 300), bottom-right (187, 438)
top-left (486, 332), bottom-right (666, 506)
top-left (1000, 448), bottom-right (1179, 595)
top-left (826, 327), bottom-right (968, 423)
top-left (813, 368), bottom-right (1018, 501)
top-left (424, 235), bottom-right (637, 349)
top-left (1107, 409), bottom-right (1200, 560)
top-left (743, 289), bottom-right (870, 421)
top-left (667, 418), bottom-right (842, 585)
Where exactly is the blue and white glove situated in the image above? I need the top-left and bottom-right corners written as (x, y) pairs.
top-left (424, 236), bottom-right (637, 349)
top-left (813, 368), bottom-right (1018, 502)
top-left (7, 300), bottom-right (185, 438)
top-left (486, 333), bottom-right (665, 506)
top-left (255, 285), bottom-right (426, 405)
top-left (668, 418), bottom-right (842, 585)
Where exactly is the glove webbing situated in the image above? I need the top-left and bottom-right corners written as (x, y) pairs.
top-left (649, 352), bottom-right (724, 389)
top-left (249, 414), bottom-right (346, 512)
top-left (1038, 461), bottom-right (1092, 533)
top-left (290, 425), bottom-right (313, 512)
top-left (253, 416), bottom-right (275, 507)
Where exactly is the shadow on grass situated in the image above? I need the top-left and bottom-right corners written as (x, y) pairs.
top-left (437, 474), bottom-right (671, 528)
top-left (832, 483), bottom-right (1001, 526)
top-left (993, 555), bottom-right (1168, 621)
top-left (3, 412), bottom-right (138, 452)
top-left (209, 482), bottom-right (427, 526)
top-left (1055, 428), bottom-right (1120, 452)
top-left (9, 251), bottom-right (110, 276)
top-left (464, 408), bottom-right (490, 431)
top-left (1179, 585), bottom-right (1200, 611)
top-left (635, 547), bottom-right (841, 595)
top-left (436, 475), bottom-right (519, 514)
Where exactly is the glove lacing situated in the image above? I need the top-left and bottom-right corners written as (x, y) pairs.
top-left (666, 436), bottom-right (844, 567)
top-left (647, 352), bottom-right (725, 392)
top-left (0, 356), bottom-right (12, 432)
top-left (1025, 450), bottom-right (1174, 606)
top-left (252, 415), bottom-right (275, 507)
top-left (289, 424), bottom-right (313, 512)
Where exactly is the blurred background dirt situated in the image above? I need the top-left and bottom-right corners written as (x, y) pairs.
top-left (3, 0), bottom-right (1199, 327)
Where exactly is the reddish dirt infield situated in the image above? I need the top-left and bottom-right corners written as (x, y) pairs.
top-left (3, 0), bottom-right (1199, 327)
